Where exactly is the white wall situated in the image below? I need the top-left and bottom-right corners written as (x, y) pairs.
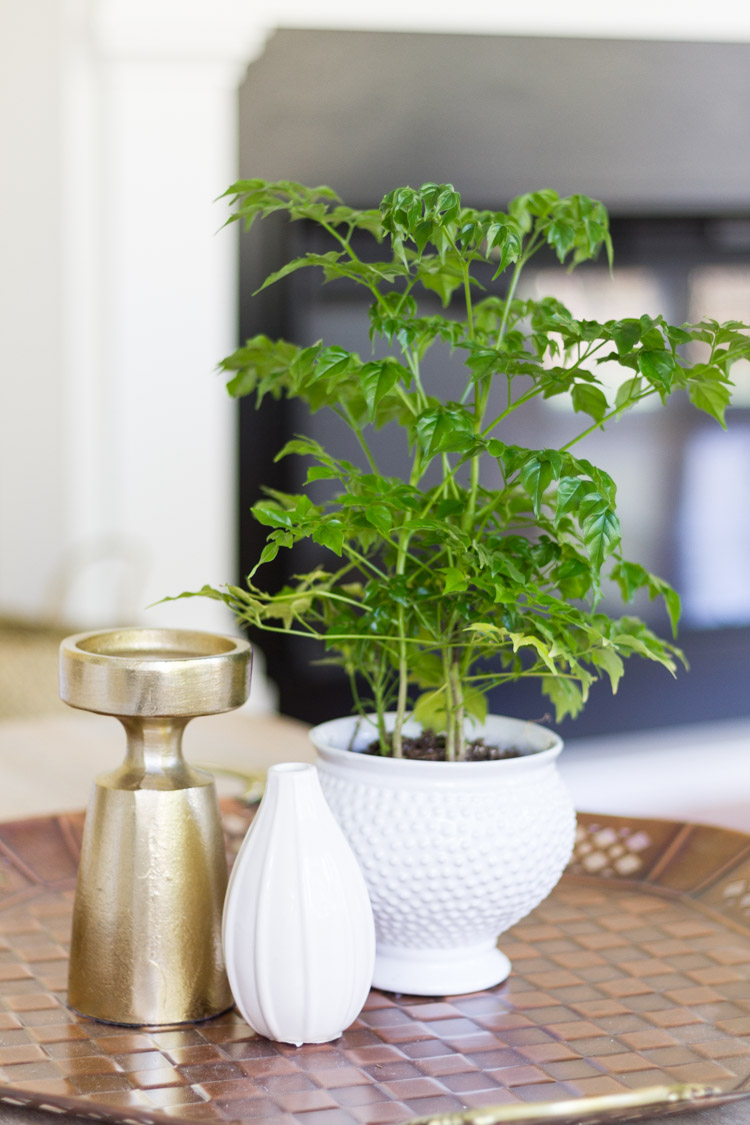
top-left (0, 0), bottom-right (265, 632)
top-left (270, 0), bottom-right (750, 40)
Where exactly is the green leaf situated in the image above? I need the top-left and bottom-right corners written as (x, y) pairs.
top-left (638, 348), bottom-right (675, 390)
top-left (416, 255), bottom-right (466, 306)
top-left (611, 630), bottom-right (676, 671)
top-left (507, 631), bottom-right (557, 673)
top-left (665, 324), bottom-right (692, 347)
top-left (248, 531), bottom-right (294, 578)
top-left (554, 557), bottom-right (592, 600)
top-left (688, 378), bottom-right (731, 427)
top-left (274, 436), bottom-right (327, 463)
top-left (314, 346), bottom-right (357, 381)
top-left (612, 561), bottom-right (681, 636)
top-left (509, 189), bottom-right (559, 231)
top-left (312, 521), bottom-right (346, 555)
top-left (440, 567), bottom-right (468, 593)
top-left (555, 476), bottom-right (586, 517)
top-left (306, 466), bottom-right (340, 483)
top-left (289, 343), bottom-right (322, 389)
top-left (546, 218), bottom-right (576, 262)
top-left (464, 622), bottom-right (504, 638)
top-left (255, 251), bottom-right (344, 294)
top-left (614, 376), bottom-right (644, 411)
top-left (582, 507), bottom-right (621, 570)
top-left (413, 682), bottom-right (488, 733)
top-left (541, 676), bottom-right (585, 721)
top-left (257, 541), bottom-right (280, 567)
top-left (221, 335), bottom-right (301, 404)
top-left (571, 383), bottom-right (608, 421)
top-left (415, 407), bottom-right (475, 458)
top-left (519, 452), bottom-right (562, 515)
top-left (412, 688), bottom-right (448, 730)
top-left (660, 585), bottom-right (682, 637)
top-left (612, 560), bottom-right (647, 603)
top-left (487, 223), bottom-right (523, 276)
top-left (464, 688), bottom-right (489, 726)
top-left (252, 502), bottom-right (294, 529)
top-left (361, 360), bottom-right (401, 420)
top-left (435, 498), bottom-right (465, 518)
top-left (364, 505), bottom-right (393, 535)
top-left (591, 645), bottom-right (625, 693)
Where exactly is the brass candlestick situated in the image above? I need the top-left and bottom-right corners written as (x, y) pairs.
top-left (59, 627), bottom-right (252, 1026)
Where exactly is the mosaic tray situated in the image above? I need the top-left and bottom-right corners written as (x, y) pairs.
top-left (1, 808), bottom-right (750, 1125)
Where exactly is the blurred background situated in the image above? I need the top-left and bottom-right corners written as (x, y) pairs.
top-left (2, 1), bottom-right (750, 735)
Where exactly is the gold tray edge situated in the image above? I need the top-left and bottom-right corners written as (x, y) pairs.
top-left (403, 1082), bottom-right (750, 1125)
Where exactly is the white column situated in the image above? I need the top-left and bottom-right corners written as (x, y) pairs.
top-left (60, 1), bottom-right (271, 631)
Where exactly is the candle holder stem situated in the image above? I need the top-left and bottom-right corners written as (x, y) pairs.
top-left (114, 717), bottom-right (196, 789)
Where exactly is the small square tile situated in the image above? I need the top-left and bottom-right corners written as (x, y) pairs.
top-left (132, 1067), bottom-right (188, 1088)
top-left (274, 1089), bottom-right (341, 1113)
top-left (143, 1085), bottom-right (209, 1107)
top-left (486, 1065), bottom-right (554, 1087)
top-left (333, 1084), bottom-right (392, 1107)
top-left (402, 1095), bottom-right (465, 1114)
top-left (69, 1073), bottom-right (133, 1096)
top-left (347, 1104), bottom-right (411, 1124)
top-left (565, 1075), bottom-right (629, 1096)
top-left (439, 1070), bottom-right (502, 1093)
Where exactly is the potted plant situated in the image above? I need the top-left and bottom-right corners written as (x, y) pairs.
top-left (179, 180), bottom-right (749, 996)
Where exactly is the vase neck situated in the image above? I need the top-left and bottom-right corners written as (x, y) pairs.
top-left (100, 717), bottom-right (207, 791)
top-left (265, 762), bottom-right (318, 796)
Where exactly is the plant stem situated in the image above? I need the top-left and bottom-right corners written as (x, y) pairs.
top-left (560, 388), bottom-right (657, 451)
top-left (495, 252), bottom-right (528, 350)
top-left (442, 643), bottom-right (456, 761)
top-left (449, 654), bottom-right (464, 761)
top-left (479, 382), bottom-right (545, 437)
top-left (346, 413), bottom-right (379, 473)
top-left (392, 633), bottom-right (408, 758)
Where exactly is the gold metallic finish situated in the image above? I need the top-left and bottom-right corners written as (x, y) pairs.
top-left (60, 627), bottom-right (251, 717)
top-left (60, 628), bottom-right (252, 1027)
top-left (405, 1083), bottom-right (743, 1125)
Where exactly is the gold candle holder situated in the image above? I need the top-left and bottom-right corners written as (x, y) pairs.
top-left (59, 627), bottom-right (252, 1027)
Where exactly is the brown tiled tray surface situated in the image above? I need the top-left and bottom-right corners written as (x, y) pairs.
top-left (1, 806), bottom-right (750, 1125)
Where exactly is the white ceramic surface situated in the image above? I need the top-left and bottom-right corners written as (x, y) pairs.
top-left (222, 762), bottom-right (375, 1045)
top-left (312, 714), bottom-right (576, 997)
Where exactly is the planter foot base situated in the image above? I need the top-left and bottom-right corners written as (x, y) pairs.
top-left (372, 942), bottom-right (511, 997)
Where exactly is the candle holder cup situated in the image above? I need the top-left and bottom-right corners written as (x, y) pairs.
top-left (59, 627), bottom-right (252, 1027)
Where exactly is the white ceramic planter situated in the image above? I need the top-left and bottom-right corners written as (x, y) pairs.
top-left (222, 763), bottom-right (375, 1045)
top-left (312, 714), bottom-right (576, 997)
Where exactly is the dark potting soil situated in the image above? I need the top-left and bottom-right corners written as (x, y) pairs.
top-left (364, 731), bottom-right (523, 762)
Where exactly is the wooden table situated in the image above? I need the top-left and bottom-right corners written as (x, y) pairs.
top-left (0, 711), bottom-right (747, 1125)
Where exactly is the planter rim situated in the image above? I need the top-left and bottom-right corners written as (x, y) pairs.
top-left (311, 711), bottom-right (563, 777)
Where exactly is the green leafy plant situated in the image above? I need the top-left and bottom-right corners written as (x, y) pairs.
top-left (179, 180), bottom-right (750, 760)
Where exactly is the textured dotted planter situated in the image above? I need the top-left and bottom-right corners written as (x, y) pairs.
top-left (312, 713), bottom-right (576, 997)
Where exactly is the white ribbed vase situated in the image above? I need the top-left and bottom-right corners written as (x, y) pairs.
top-left (312, 714), bottom-right (576, 997)
top-left (222, 763), bottom-right (375, 1045)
